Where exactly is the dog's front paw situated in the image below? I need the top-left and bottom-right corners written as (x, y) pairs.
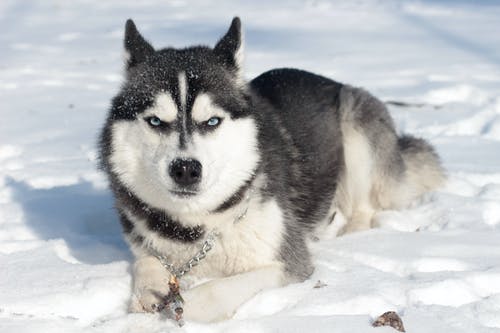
top-left (182, 281), bottom-right (234, 322)
top-left (129, 256), bottom-right (171, 313)
top-left (129, 289), bottom-right (167, 313)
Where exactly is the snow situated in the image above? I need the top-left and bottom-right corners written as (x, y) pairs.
top-left (1, 0), bottom-right (500, 332)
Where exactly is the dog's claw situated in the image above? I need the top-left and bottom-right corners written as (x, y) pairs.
top-left (151, 303), bottom-right (161, 312)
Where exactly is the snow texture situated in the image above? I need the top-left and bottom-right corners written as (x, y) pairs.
top-left (1, 1), bottom-right (500, 332)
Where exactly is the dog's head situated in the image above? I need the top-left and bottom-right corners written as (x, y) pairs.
top-left (105, 18), bottom-right (260, 215)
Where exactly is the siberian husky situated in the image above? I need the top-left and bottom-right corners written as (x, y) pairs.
top-left (99, 17), bottom-right (445, 322)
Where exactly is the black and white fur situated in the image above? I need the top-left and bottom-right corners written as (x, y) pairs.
top-left (99, 17), bottom-right (445, 322)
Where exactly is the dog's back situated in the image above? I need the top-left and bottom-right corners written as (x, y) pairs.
top-left (251, 68), bottom-right (445, 234)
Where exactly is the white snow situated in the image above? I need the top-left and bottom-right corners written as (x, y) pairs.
top-left (1, 0), bottom-right (500, 332)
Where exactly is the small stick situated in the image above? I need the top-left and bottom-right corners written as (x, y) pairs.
top-left (372, 311), bottom-right (405, 332)
top-left (160, 276), bottom-right (185, 326)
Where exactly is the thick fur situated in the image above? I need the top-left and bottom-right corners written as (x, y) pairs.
top-left (99, 17), bottom-right (445, 322)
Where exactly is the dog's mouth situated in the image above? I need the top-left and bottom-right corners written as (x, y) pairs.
top-left (169, 189), bottom-right (198, 197)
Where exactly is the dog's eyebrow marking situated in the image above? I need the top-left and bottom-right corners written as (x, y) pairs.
top-left (144, 92), bottom-right (177, 122)
top-left (192, 93), bottom-right (225, 123)
top-left (178, 71), bottom-right (188, 147)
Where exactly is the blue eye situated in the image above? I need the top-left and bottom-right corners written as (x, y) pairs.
top-left (206, 117), bottom-right (221, 127)
top-left (149, 117), bottom-right (161, 126)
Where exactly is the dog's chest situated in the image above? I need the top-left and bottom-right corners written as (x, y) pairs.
top-left (138, 198), bottom-right (285, 281)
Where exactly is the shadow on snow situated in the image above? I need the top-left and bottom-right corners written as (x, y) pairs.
top-left (7, 178), bottom-right (131, 265)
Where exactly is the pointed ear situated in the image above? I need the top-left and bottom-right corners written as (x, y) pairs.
top-left (124, 19), bottom-right (154, 69)
top-left (213, 17), bottom-right (244, 74)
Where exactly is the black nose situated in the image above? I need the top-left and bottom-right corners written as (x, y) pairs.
top-left (169, 158), bottom-right (202, 186)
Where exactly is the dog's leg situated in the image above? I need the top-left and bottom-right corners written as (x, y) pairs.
top-left (129, 256), bottom-right (171, 313)
top-left (182, 265), bottom-right (284, 322)
top-left (341, 206), bottom-right (374, 234)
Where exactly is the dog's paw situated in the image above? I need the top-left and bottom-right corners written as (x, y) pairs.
top-left (128, 289), bottom-right (166, 313)
top-left (182, 281), bottom-right (234, 322)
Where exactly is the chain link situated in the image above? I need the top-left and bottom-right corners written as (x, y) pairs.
top-left (155, 230), bottom-right (217, 277)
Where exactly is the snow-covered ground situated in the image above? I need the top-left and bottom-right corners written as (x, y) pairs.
top-left (1, 1), bottom-right (500, 332)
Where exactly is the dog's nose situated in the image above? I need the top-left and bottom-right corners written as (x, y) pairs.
top-left (169, 158), bottom-right (202, 186)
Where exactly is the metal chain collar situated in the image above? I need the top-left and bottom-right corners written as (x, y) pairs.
top-left (153, 187), bottom-right (253, 278)
top-left (155, 230), bottom-right (217, 278)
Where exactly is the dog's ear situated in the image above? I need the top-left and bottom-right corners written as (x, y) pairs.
top-left (124, 19), bottom-right (154, 70)
top-left (214, 17), bottom-right (244, 76)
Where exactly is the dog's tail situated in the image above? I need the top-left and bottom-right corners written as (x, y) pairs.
top-left (396, 135), bottom-right (446, 204)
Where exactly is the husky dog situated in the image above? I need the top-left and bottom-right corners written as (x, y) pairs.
top-left (99, 17), bottom-right (445, 322)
